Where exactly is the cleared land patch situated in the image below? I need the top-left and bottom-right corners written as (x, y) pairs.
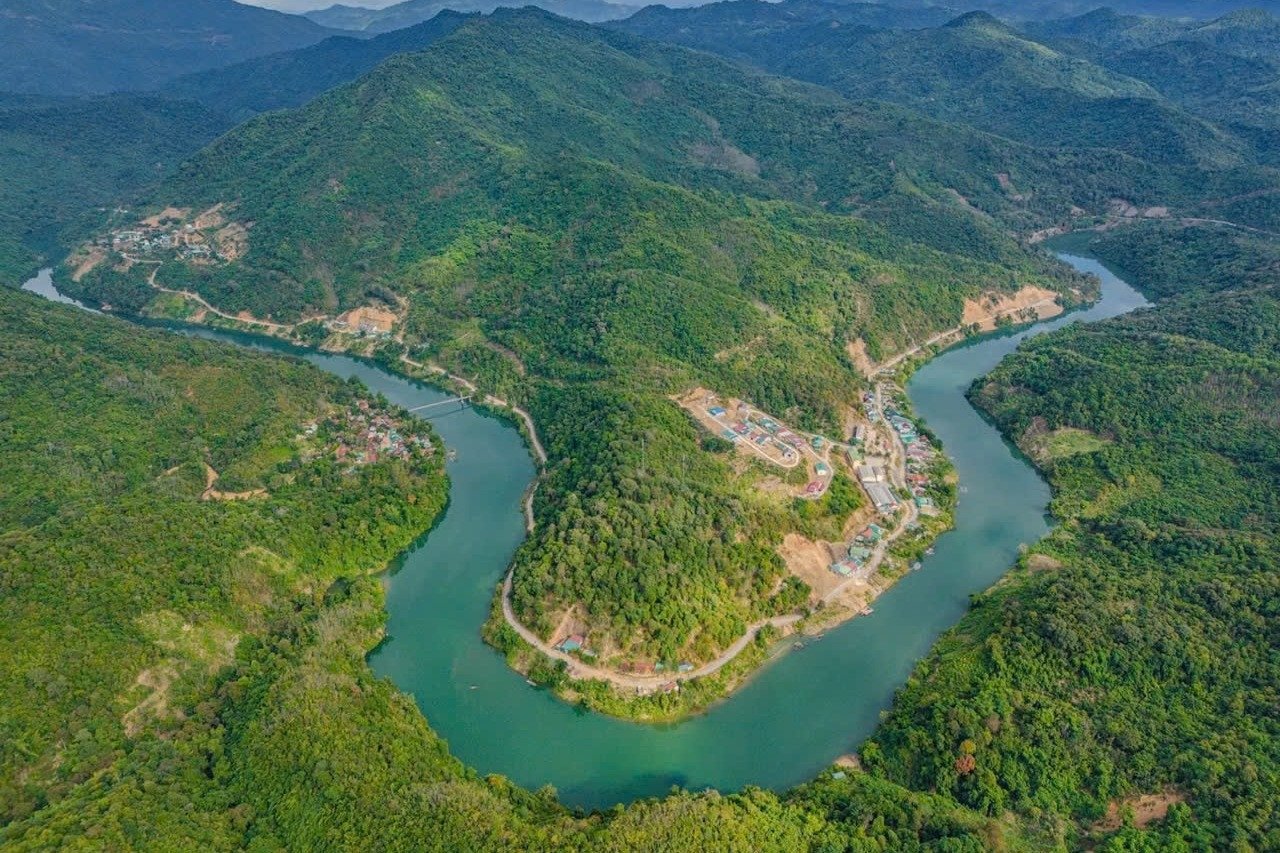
top-left (1023, 425), bottom-right (1112, 464)
top-left (962, 285), bottom-right (1063, 332)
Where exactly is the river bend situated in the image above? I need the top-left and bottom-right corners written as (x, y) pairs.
top-left (20, 250), bottom-right (1147, 808)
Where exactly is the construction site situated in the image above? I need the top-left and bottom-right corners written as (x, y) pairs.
top-left (680, 382), bottom-right (950, 624)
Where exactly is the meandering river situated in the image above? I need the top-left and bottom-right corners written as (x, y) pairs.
top-left (21, 249), bottom-right (1148, 809)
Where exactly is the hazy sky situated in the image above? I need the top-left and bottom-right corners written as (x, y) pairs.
top-left (240, 0), bottom-right (401, 11)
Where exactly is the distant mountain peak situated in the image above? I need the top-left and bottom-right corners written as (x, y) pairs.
top-left (943, 10), bottom-right (1005, 31)
top-left (1076, 7), bottom-right (1125, 22)
top-left (1212, 7), bottom-right (1276, 25)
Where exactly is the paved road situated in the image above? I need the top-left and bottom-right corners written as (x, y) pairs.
top-left (820, 382), bottom-right (918, 605)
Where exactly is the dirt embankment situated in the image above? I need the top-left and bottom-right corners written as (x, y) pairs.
top-left (845, 339), bottom-right (875, 376)
top-left (201, 462), bottom-right (267, 502)
top-left (1093, 791), bottom-right (1186, 832)
top-left (778, 532), bottom-right (874, 614)
top-left (70, 247), bottom-right (106, 282)
top-left (962, 286), bottom-right (1062, 332)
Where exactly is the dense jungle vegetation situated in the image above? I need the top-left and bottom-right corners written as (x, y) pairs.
top-left (0, 286), bottom-right (1022, 851)
top-left (6, 2), bottom-right (1280, 848)
top-left (0, 92), bottom-right (228, 285)
top-left (164, 12), bottom-right (472, 122)
top-left (11, 239), bottom-right (1279, 851)
top-left (862, 266), bottom-right (1280, 849)
top-left (1029, 8), bottom-right (1280, 165)
top-left (0, 288), bottom-right (448, 831)
top-left (13, 235), bottom-right (1278, 852)
top-left (618, 6), bottom-right (1241, 169)
top-left (1083, 220), bottom-right (1280, 300)
top-left (619, 8), bottom-right (1255, 154)
top-left (64, 9), bottom-right (1110, 668)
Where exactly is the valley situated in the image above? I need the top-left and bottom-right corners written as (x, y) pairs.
top-left (4, 0), bottom-right (1280, 848)
top-left (16, 244), bottom-right (1148, 808)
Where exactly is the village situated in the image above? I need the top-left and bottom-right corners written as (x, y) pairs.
top-left (92, 204), bottom-right (249, 267)
top-left (678, 389), bottom-right (838, 499)
top-left (529, 382), bottom-right (951, 697)
top-left (828, 384), bottom-right (944, 582)
top-left (298, 397), bottom-right (435, 470)
top-left (680, 383), bottom-right (947, 595)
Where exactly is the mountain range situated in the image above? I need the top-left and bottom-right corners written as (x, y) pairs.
top-left (884, 0), bottom-right (1280, 21)
top-left (0, 0), bottom-right (335, 95)
top-left (61, 6), bottom-right (1280, 672)
top-left (66, 8), bottom-right (1104, 667)
top-left (614, 4), bottom-right (1258, 169)
top-left (306, 0), bottom-right (641, 31)
top-left (1028, 7), bottom-right (1280, 161)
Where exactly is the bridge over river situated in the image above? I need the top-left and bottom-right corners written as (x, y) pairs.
top-left (22, 248), bottom-right (1148, 809)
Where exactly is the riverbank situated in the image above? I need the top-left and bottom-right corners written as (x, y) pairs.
top-left (57, 255), bottom-right (966, 721)
top-left (482, 371), bottom-right (957, 722)
top-left (22, 251), bottom-right (1149, 807)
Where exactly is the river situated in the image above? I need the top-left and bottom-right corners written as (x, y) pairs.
top-left (20, 248), bottom-right (1148, 809)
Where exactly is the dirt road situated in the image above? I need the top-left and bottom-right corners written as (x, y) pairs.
top-left (139, 261), bottom-right (294, 333)
top-left (500, 571), bottom-right (801, 689)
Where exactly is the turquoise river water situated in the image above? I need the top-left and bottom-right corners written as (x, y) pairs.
top-left (22, 250), bottom-right (1147, 809)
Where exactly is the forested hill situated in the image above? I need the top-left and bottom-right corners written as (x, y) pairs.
top-left (893, 238), bottom-right (1280, 848)
top-left (612, 2), bottom-right (1253, 169)
top-left (1028, 8), bottom-right (1280, 164)
top-left (62, 8), bottom-right (1118, 677)
top-left (306, 0), bottom-right (640, 32)
top-left (76, 8), bottom-right (1116, 329)
top-left (0, 286), bottom-right (1014, 849)
top-left (0, 92), bottom-right (230, 285)
top-left (0, 0), bottom-right (335, 96)
top-left (0, 286), bottom-right (448, 836)
top-left (165, 12), bottom-right (474, 122)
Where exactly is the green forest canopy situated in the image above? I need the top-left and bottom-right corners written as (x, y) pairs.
top-left (58, 9), bottom-right (1117, 669)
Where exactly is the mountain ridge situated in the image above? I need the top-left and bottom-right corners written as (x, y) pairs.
top-left (0, 0), bottom-right (336, 95)
top-left (306, 0), bottom-right (640, 31)
top-left (613, 0), bottom-right (1255, 169)
top-left (64, 8), bottom-right (1104, 681)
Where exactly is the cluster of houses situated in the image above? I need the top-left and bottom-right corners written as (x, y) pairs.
top-left (884, 398), bottom-right (940, 510)
top-left (829, 522), bottom-right (890, 578)
top-left (699, 394), bottom-right (840, 499)
top-left (709, 403), bottom-right (802, 464)
top-left (300, 398), bottom-right (434, 470)
top-left (106, 223), bottom-right (220, 262)
top-left (862, 393), bottom-right (881, 424)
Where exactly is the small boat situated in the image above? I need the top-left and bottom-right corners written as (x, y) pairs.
top-left (860, 606), bottom-right (874, 616)
top-left (793, 641), bottom-right (805, 650)
top-left (525, 679), bottom-right (536, 686)
top-left (447, 449), bottom-right (458, 461)
top-left (925, 547), bottom-right (935, 556)
top-left (469, 685), bottom-right (479, 690)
